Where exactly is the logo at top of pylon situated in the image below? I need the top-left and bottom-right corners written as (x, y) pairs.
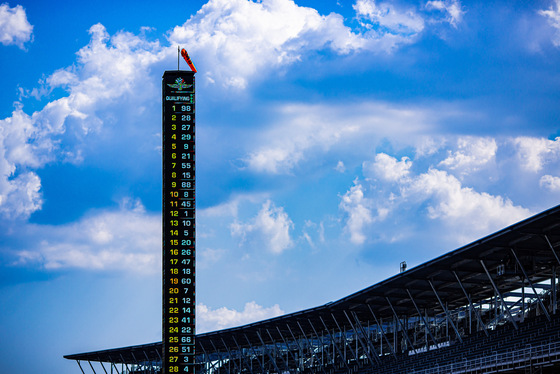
top-left (167, 78), bottom-right (192, 90)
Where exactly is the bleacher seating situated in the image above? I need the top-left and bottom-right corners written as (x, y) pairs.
top-left (334, 312), bottom-right (560, 374)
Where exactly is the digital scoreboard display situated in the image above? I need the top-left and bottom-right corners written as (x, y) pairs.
top-left (162, 70), bottom-right (195, 374)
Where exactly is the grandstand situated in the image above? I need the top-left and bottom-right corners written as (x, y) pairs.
top-left (65, 204), bottom-right (560, 373)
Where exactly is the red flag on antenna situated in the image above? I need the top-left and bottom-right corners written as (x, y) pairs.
top-left (181, 49), bottom-right (197, 73)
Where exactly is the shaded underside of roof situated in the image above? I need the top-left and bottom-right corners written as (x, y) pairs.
top-left (65, 204), bottom-right (560, 364)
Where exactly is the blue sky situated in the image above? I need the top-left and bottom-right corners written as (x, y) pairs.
top-left (1, 0), bottom-right (560, 372)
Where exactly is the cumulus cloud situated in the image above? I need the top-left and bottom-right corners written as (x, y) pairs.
top-left (540, 174), bottom-right (560, 191)
top-left (53, 23), bottom-right (162, 131)
top-left (168, 0), bottom-right (461, 89)
top-left (231, 199), bottom-right (294, 254)
top-left (438, 136), bottom-right (496, 174)
top-left (14, 199), bottom-right (161, 273)
top-left (244, 101), bottom-right (441, 174)
top-left (0, 108), bottom-right (50, 219)
top-left (0, 171), bottom-right (41, 219)
top-left (359, 152), bottom-right (532, 244)
top-left (405, 168), bottom-right (530, 230)
top-left (512, 136), bottom-right (560, 172)
top-left (425, 0), bottom-right (464, 28)
top-left (198, 301), bottom-right (284, 333)
top-left (415, 136), bottom-right (447, 157)
top-left (354, 0), bottom-right (425, 35)
top-left (339, 181), bottom-right (374, 245)
top-left (0, 24), bottom-right (164, 220)
top-left (168, 0), bottom-right (363, 89)
top-left (539, 0), bottom-right (560, 46)
top-left (0, 3), bottom-right (33, 49)
top-left (364, 152), bottom-right (412, 182)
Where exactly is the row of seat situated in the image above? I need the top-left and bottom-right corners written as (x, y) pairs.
top-left (347, 312), bottom-right (560, 374)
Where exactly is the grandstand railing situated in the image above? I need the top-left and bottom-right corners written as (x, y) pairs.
top-left (410, 340), bottom-right (560, 374)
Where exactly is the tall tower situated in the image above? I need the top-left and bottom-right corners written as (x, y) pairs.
top-left (162, 70), bottom-right (196, 374)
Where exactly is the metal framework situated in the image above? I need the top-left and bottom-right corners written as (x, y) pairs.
top-left (65, 204), bottom-right (560, 374)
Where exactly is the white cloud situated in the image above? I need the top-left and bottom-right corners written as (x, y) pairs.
top-left (364, 152), bottom-right (412, 182)
top-left (168, 0), bottom-right (363, 89)
top-left (200, 193), bottom-right (270, 219)
top-left (244, 101), bottom-right (442, 174)
top-left (354, 0), bottom-right (425, 35)
top-left (335, 160), bottom-right (346, 173)
top-left (302, 220), bottom-right (326, 249)
top-left (168, 0), bottom-right (462, 89)
top-left (425, 0), bottom-right (464, 28)
top-left (0, 108), bottom-right (50, 219)
top-left (539, 0), bottom-right (560, 46)
top-left (14, 199), bottom-right (161, 273)
top-left (415, 136), bottom-right (447, 157)
top-left (0, 170), bottom-right (41, 219)
top-left (0, 3), bottom-right (33, 49)
top-left (512, 136), bottom-right (560, 172)
top-left (55, 23), bottom-right (162, 132)
top-left (359, 152), bottom-right (532, 244)
top-left (438, 136), bottom-right (496, 174)
top-left (198, 301), bottom-right (284, 333)
top-left (0, 24), bottom-right (164, 219)
top-left (231, 199), bottom-right (294, 254)
top-left (339, 180), bottom-right (374, 245)
top-left (406, 168), bottom-right (530, 229)
top-left (540, 174), bottom-right (560, 191)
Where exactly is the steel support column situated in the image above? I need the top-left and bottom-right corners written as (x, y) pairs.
top-left (406, 289), bottom-right (439, 347)
top-left (108, 360), bottom-right (120, 374)
top-left (386, 297), bottom-right (416, 349)
top-left (130, 352), bottom-right (141, 373)
top-left (99, 361), bottom-right (109, 374)
top-left (276, 326), bottom-right (300, 370)
top-left (545, 234), bottom-right (560, 267)
top-left (319, 316), bottom-right (350, 372)
top-left (554, 266), bottom-right (557, 315)
top-left (209, 339), bottom-right (226, 373)
top-left (343, 310), bottom-right (380, 366)
top-left (297, 321), bottom-right (325, 373)
top-left (88, 360), bottom-right (98, 374)
top-left (256, 330), bottom-right (281, 374)
top-left (200, 343), bottom-right (220, 374)
top-left (351, 311), bottom-right (382, 362)
top-left (266, 329), bottom-right (290, 372)
top-left (331, 313), bottom-right (358, 362)
top-left (286, 324), bottom-right (306, 371)
top-left (480, 260), bottom-right (518, 330)
top-left (220, 338), bottom-right (242, 374)
top-left (452, 271), bottom-right (489, 336)
top-left (511, 247), bottom-right (551, 321)
top-left (118, 354), bottom-right (131, 374)
top-left (76, 360), bottom-right (87, 374)
top-left (367, 305), bottom-right (396, 359)
top-left (244, 334), bottom-right (265, 374)
top-left (232, 335), bottom-right (254, 374)
top-left (428, 280), bottom-right (464, 343)
top-left (307, 319), bottom-right (327, 368)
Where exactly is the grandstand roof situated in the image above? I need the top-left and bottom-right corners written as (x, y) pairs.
top-left (65, 203), bottom-right (560, 364)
